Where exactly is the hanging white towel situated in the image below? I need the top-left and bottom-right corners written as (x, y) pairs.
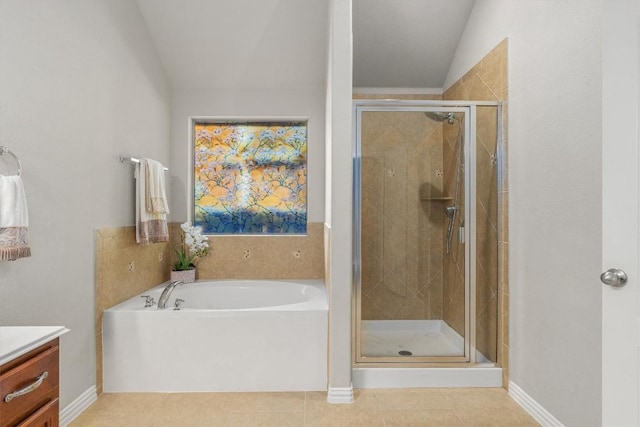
top-left (136, 159), bottom-right (169, 244)
top-left (0, 175), bottom-right (31, 260)
top-left (145, 158), bottom-right (169, 214)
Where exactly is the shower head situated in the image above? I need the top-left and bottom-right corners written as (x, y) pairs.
top-left (425, 112), bottom-right (455, 124)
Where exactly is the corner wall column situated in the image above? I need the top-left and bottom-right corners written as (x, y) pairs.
top-left (325, 0), bottom-right (354, 403)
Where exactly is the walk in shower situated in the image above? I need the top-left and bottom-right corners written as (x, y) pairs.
top-left (353, 100), bottom-right (502, 386)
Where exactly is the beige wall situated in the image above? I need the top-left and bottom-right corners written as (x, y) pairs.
top-left (448, 2), bottom-right (602, 424)
top-left (444, 39), bottom-right (508, 376)
top-left (0, 0), bottom-right (172, 407)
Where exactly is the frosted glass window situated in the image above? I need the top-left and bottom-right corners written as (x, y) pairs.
top-left (193, 121), bottom-right (307, 234)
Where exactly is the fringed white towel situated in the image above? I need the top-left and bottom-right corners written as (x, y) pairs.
top-left (0, 175), bottom-right (31, 260)
top-left (136, 158), bottom-right (169, 244)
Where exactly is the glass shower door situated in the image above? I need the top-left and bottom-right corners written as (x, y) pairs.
top-left (354, 104), bottom-right (471, 363)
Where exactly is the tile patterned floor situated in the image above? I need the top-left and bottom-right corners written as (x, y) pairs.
top-left (69, 388), bottom-right (540, 426)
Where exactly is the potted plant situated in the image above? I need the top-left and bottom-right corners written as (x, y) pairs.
top-left (171, 221), bottom-right (209, 283)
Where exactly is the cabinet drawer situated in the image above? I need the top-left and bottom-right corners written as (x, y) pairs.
top-left (16, 398), bottom-right (58, 427)
top-left (0, 346), bottom-right (59, 427)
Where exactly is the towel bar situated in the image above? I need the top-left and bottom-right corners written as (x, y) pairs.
top-left (0, 146), bottom-right (22, 176)
top-left (119, 156), bottom-right (168, 171)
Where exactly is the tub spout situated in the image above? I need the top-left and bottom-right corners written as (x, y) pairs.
top-left (157, 281), bottom-right (184, 309)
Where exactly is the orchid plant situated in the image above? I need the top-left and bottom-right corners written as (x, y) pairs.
top-left (173, 222), bottom-right (209, 271)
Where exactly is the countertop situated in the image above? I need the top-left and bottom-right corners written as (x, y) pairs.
top-left (0, 326), bottom-right (69, 366)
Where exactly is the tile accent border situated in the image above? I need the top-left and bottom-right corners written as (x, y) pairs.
top-left (327, 384), bottom-right (354, 404)
top-left (60, 385), bottom-right (97, 426)
top-left (509, 381), bottom-right (565, 427)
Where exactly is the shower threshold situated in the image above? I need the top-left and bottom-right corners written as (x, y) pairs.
top-left (354, 320), bottom-right (502, 388)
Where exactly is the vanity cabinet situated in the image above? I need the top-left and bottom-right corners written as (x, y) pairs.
top-left (0, 339), bottom-right (60, 427)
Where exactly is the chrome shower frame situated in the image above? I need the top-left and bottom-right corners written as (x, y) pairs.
top-left (352, 99), bottom-right (502, 367)
top-left (445, 116), bottom-right (463, 255)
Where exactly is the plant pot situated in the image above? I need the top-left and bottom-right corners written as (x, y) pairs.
top-left (170, 268), bottom-right (196, 283)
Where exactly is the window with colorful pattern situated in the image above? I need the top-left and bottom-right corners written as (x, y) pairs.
top-left (193, 120), bottom-right (307, 234)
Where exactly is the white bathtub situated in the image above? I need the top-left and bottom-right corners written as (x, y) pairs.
top-left (102, 279), bottom-right (328, 392)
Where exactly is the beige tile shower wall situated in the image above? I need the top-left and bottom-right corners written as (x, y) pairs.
top-left (357, 106), bottom-right (446, 321)
top-left (444, 39), bottom-right (508, 382)
top-left (94, 226), bottom-right (172, 394)
top-left (355, 93), bottom-right (445, 323)
top-left (178, 222), bottom-right (325, 279)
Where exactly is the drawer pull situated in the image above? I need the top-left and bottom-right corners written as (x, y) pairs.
top-left (3, 371), bottom-right (48, 403)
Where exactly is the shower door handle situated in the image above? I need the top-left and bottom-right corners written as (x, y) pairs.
top-left (600, 268), bottom-right (628, 287)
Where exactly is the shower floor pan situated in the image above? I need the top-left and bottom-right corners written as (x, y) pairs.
top-left (361, 319), bottom-right (490, 362)
top-left (355, 320), bottom-right (502, 388)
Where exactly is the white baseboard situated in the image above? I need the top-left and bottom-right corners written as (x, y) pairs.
top-left (60, 385), bottom-right (97, 426)
top-left (327, 384), bottom-right (354, 404)
top-left (509, 381), bottom-right (565, 427)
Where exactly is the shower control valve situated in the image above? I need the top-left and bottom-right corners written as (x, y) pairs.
top-left (445, 206), bottom-right (457, 217)
top-left (141, 295), bottom-right (155, 307)
top-left (174, 298), bottom-right (185, 310)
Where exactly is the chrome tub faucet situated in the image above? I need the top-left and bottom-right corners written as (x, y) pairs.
top-left (157, 281), bottom-right (184, 309)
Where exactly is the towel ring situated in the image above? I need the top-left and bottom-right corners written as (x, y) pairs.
top-left (0, 146), bottom-right (22, 176)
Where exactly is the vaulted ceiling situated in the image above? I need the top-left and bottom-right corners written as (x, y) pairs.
top-left (135, 0), bottom-right (330, 90)
top-left (352, 0), bottom-right (476, 88)
top-left (135, 0), bottom-right (475, 90)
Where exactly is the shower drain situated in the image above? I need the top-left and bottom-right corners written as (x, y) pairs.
top-left (398, 350), bottom-right (413, 356)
